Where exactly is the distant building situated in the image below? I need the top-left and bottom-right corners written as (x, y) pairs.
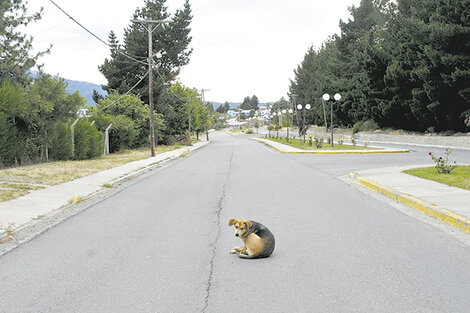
top-left (227, 110), bottom-right (237, 117)
top-left (257, 106), bottom-right (271, 120)
top-left (77, 108), bottom-right (91, 118)
top-left (226, 118), bottom-right (246, 129)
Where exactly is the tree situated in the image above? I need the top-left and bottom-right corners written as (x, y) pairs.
top-left (250, 95), bottom-right (259, 110)
top-left (240, 96), bottom-right (251, 110)
top-left (92, 89), bottom-right (104, 104)
top-left (240, 95), bottom-right (259, 110)
top-left (93, 92), bottom-right (165, 151)
top-left (27, 72), bottom-right (84, 160)
top-left (98, 0), bottom-right (193, 139)
top-left (290, 0), bottom-right (470, 132)
top-left (0, 0), bottom-right (49, 85)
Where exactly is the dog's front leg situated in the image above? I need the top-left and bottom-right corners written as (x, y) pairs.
top-left (230, 245), bottom-right (244, 254)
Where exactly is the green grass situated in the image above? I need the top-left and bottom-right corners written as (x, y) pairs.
top-left (265, 137), bottom-right (376, 150)
top-left (403, 165), bottom-right (470, 191)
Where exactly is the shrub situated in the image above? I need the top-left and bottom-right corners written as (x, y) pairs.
top-left (74, 119), bottom-right (103, 160)
top-left (362, 120), bottom-right (379, 131)
top-left (350, 136), bottom-right (356, 146)
top-left (352, 120), bottom-right (378, 133)
top-left (428, 149), bottom-right (456, 174)
top-left (180, 131), bottom-right (192, 146)
top-left (307, 135), bottom-right (313, 146)
top-left (338, 138), bottom-right (344, 145)
top-left (51, 121), bottom-right (73, 160)
top-left (314, 136), bottom-right (323, 148)
top-left (352, 121), bottom-right (364, 134)
top-left (245, 129), bottom-right (253, 134)
top-left (0, 112), bottom-right (21, 167)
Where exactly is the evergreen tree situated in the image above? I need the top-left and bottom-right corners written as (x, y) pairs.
top-left (240, 96), bottom-right (251, 110)
top-left (99, 0), bottom-right (193, 141)
top-left (0, 0), bottom-right (49, 85)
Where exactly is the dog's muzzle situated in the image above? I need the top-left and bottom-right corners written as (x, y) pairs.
top-left (235, 233), bottom-right (239, 237)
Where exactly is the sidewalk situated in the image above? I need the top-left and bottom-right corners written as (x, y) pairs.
top-left (348, 166), bottom-right (470, 233)
top-left (253, 137), bottom-right (410, 154)
top-left (0, 141), bottom-right (209, 238)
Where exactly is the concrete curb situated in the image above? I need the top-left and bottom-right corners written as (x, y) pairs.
top-left (253, 138), bottom-right (410, 154)
top-left (355, 140), bottom-right (470, 151)
top-left (348, 172), bottom-right (470, 234)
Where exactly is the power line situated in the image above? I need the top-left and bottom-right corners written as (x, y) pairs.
top-left (92, 70), bottom-right (150, 114)
top-left (48, 0), bottom-right (148, 66)
top-left (48, 1), bottom-right (203, 107)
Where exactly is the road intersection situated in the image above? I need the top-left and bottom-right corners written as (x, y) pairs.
top-left (1, 132), bottom-right (469, 312)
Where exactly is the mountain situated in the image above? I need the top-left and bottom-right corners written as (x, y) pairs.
top-left (29, 71), bottom-right (107, 107)
top-left (63, 78), bottom-right (107, 107)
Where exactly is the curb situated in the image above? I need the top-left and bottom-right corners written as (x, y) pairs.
top-left (348, 172), bottom-right (470, 234)
top-left (253, 138), bottom-right (410, 154)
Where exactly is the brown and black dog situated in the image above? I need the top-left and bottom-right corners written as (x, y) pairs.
top-left (228, 218), bottom-right (275, 259)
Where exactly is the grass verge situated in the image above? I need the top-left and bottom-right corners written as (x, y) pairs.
top-left (403, 165), bottom-right (470, 191)
top-left (0, 145), bottom-right (181, 201)
top-left (265, 137), bottom-right (375, 150)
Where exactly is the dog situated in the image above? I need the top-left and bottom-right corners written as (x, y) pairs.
top-left (228, 218), bottom-right (275, 259)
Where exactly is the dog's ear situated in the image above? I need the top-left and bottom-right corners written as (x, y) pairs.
top-left (244, 221), bottom-right (253, 229)
top-left (228, 218), bottom-right (237, 226)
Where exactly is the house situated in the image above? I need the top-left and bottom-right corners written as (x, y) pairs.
top-left (77, 108), bottom-right (91, 118)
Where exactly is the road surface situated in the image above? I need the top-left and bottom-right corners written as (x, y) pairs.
top-left (1, 132), bottom-right (470, 312)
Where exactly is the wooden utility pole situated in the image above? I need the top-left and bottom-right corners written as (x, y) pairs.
top-left (199, 89), bottom-right (210, 141)
top-left (131, 18), bottom-right (169, 157)
top-left (148, 24), bottom-right (155, 157)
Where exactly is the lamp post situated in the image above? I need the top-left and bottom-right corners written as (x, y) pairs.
top-left (272, 112), bottom-right (278, 138)
top-left (323, 93), bottom-right (342, 147)
top-left (296, 103), bottom-right (311, 143)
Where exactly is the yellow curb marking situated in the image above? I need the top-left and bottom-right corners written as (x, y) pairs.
top-left (355, 176), bottom-right (470, 234)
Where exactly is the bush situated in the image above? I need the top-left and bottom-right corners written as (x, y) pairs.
top-left (94, 114), bottom-right (137, 153)
top-left (74, 119), bottom-right (103, 160)
top-left (352, 120), bottom-right (379, 134)
top-left (352, 121), bottom-right (364, 134)
top-left (51, 121), bottom-right (73, 160)
top-left (362, 119), bottom-right (379, 132)
top-left (0, 112), bottom-right (21, 167)
top-left (180, 131), bottom-right (192, 146)
top-left (314, 136), bottom-right (323, 148)
top-left (428, 149), bottom-right (456, 174)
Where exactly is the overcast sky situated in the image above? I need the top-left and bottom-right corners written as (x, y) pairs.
top-left (26, 0), bottom-right (361, 103)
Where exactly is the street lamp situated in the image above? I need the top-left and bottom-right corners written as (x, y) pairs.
top-left (323, 93), bottom-right (342, 147)
top-left (296, 103), bottom-right (312, 143)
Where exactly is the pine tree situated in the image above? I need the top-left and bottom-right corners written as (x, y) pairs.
top-left (0, 0), bottom-right (49, 85)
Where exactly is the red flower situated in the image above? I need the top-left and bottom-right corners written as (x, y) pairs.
top-left (428, 152), bottom-right (432, 155)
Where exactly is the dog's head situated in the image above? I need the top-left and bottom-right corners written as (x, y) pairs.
top-left (228, 219), bottom-right (252, 238)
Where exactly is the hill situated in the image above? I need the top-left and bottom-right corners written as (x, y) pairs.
top-left (63, 78), bottom-right (107, 107)
top-left (29, 71), bottom-right (107, 107)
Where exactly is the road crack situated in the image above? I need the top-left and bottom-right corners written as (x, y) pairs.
top-left (201, 145), bottom-right (234, 313)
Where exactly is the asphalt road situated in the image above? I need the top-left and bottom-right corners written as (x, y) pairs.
top-left (1, 132), bottom-right (470, 313)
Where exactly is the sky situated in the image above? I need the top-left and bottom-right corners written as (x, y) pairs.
top-left (26, 0), bottom-right (361, 103)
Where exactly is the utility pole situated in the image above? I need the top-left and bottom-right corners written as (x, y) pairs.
top-left (131, 18), bottom-right (169, 157)
top-left (199, 89), bottom-right (210, 104)
top-left (199, 89), bottom-right (211, 141)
